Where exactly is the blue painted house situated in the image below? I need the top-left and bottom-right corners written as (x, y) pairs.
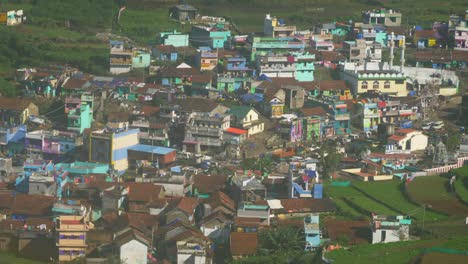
top-left (304, 214), bottom-right (321, 250)
top-left (0, 125), bottom-right (26, 155)
top-left (306, 97), bottom-right (351, 136)
top-left (153, 45), bottom-right (178, 61)
top-left (216, 56), bottom-right (254, 93)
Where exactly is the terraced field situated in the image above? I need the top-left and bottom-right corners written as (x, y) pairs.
top-left (353, 180), bottom-right (446, 222)
top-left (326, 183), bottom-right (399, 218)
top-left (406, 176), bottom-right (468, 216)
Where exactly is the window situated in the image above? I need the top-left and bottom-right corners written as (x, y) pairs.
top-left (361, 81), bottom-right (368, 89)
top-left (395, 79), bottom-right (404, 84)
top-left (139, 56), bottom-right (143, 63)
top-left (373, 81), bottom-right (379, 89)
top-left (384, 81), bottom-right (391, 89)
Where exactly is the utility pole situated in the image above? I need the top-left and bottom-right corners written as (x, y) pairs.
top-left (422, 204), bottom-right (426, 230)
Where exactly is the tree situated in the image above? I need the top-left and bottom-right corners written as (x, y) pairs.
top-left (446, 129), bottom-right (460, 152)
top-left (0, 78), bottom-right (17, 97)
top-left (258, 226), bottom-right (305, 253)
top-left (318, 141), bottom-right (343, 179)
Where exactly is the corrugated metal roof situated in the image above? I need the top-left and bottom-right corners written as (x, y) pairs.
top-left (128, 144), bottom-right (176, 155)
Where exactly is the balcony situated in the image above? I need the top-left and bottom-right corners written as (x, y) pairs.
top-left (42, 144), bottom-right (62, 154)
top-left (385, 101), bottom-right (400, 107)
top-left (260, 66), bottom-right (296, 72)
top-left (399, 109), bottom-right (414, 116)
top-left (335, 113), bottom-right (350, 121)
top-left (186, 137), bottom-right (222, 146)
top-left (187, 128), bottom-right (222, 137)
top-left (253, 42), bottom-right (304, 49)
top-left (57, 239), bottom-right (86, 247)
top-left (56, 216), bottom-right (88, 231)
top-left (217, 76), bottom-right (251, 83)
top-left (384, 110), bottom-right (399, 116)
top-left (81, 95), bottom-right (94, 102)
top-left (364, 110), bottom-right (380, 118)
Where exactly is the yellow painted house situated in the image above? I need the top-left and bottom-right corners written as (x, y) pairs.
top-left (342, 70), bottom-right (407, 97)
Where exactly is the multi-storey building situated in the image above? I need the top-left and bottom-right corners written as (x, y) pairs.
top-left (56, 215), bottom-right (91, 262)
top-left (251, 37), bottom-right (305, 62)
top-left (256, 53), bottom-right (315, 82)
top-left (304, 214), bottom-right (320, 250)
top-left (216, 56), bottom-right (254, 93)
top-left (25, 130), bottom-right (80, 162)
top-left (303, 116), bottom-right (322, 141)
top-left (196, 47), bottom-right (218, 71)
top-left (359, 24), bottom-right (387, 47)
top-left (88, 128), bottom-right (139, 173)
top-left (450, 11), bottom-right (468, 50)
top-left (342, 65), bottom-right (407, 97)
top-left (263, 14), bottom-right (296, 38)
top-left (362, 9), bottom-right (402, 27)
top-left (191, 24), bottom-right (231, 49)
top-left (67, 104), bottom-right (92, 134)
top-left (343, 39), bottom-right (382, 63)
top-left (110, 41), bottom-right (133, 75)
top-left (183, 112), bottom-right (230, 152)
top-left (307, 96), bottom-right (351, 135)
top-left (356, 100), bottom-right (380, 132)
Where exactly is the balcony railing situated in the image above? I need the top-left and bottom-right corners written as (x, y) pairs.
top-left (43, 145), bottom-right (62, 154)
top-left (335, 113), bottom-right (350, 121)
top-left (56, 223), bottom-right (88, 231)
top-left (384, 110), bottom-right (399, 116)
top-left (217, 76), bottom-right (251, 83)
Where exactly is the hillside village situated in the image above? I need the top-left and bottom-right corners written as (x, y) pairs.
top-left (1, 2), bottom-right (468, 264)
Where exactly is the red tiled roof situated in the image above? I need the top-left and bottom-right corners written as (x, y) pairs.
top-left (126, 183), bottom-right (164, 202)
top-left (193, 175), bottom-right (227, 194)
top-left (414, 30), bottom-right (437, 39)
top-left (156, 45), bottom-right (176, 54)
top-left (8, 194), bottom-right (55, 216)
top-left (313, 80), bottom-right (349, 91)
top-left (191, 74), bottom-right (212, 83)
top-left (140, 105), bottom-right (160, 116)
top-left (230, 232), bottom-right (258, 256)
top-left (269, 77), bottom-right (316, 90)
top-left (225, 127), bottom-right (248, 135)
top-left (300, 106), bottom-right (327, 117)
top-left (63, 78), bottom-right (88, 90)
top-left (0, 97), bottom-right (34, 111)
top-left (169, 197), bottom-right (199, 215)
top-left (318, 51), bottom-right (346, 62)
top-left (388, 135), bottom-right (406, 141)
top-left (205, 191), bottom-right (235, 213)
top-left (397, 128), bottom-right (416, 134)
top-left (275, 198), bottom-right (336, 214)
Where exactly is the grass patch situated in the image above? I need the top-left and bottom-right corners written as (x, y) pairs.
top-left (326, 236), bottom-right (468, 264)
top-left (117, 8), bottom-right (190, 45)
top-left (325, 183), bottom-right (399, 217)
top-left (407, 176), bottom-right (468, 216)
top-left (0, 251), bottom-right (46, 264)
top-left (454, 176), bottom-right (468, 205)
top-left (353, 180), bottom-right (446, 222)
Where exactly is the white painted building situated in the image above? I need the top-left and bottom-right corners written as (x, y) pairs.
top-left (372, 215), bottom-right (411, 244)
top-left (388, 129), bottom-right (428, 152)
top-left (119, 237), bottom-right (149, 264)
